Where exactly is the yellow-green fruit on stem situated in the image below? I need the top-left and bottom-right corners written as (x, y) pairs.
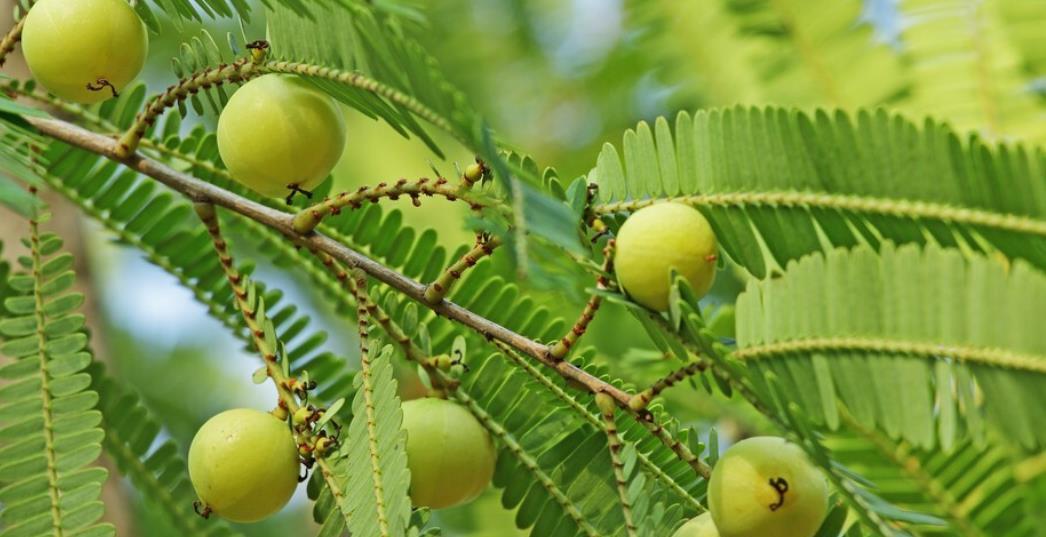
top-left (709, 437), bottom-right (828, 537)
top-left (188, 408), bottom-right (299, 523)
top-left (673, 512), bottom-right (720, 537)
top-left (614, 202), bottom-right (717, 311)
top-left (402, 398), bottom-right (496, 509)
top-left (217, 74), bottom-right (347, 197)
top-left (21, 0), bottom-right (147, 104)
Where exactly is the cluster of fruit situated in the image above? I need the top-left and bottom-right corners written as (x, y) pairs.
top-left (187, 398), bottom-right (496, 522)
top-left (20, 1), bottom-right (828, 532)
top-left (21, 0), bottom-right (345, 203)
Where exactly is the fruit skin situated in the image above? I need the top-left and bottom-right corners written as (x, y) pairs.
top-left (21, 0), bottom-right (147, 104)
top-left (614, 202), bottom-right (717, 311)
top-left (188, 408), bottom-right (300, 523)
top-left (217, 74), bottom-right (346, 197)
top-left (402, 398), bottom-right (496, 509)
top-left (672, 512), bottom-right (720, 537)
top-left (709, 437), bottom-right (828, 537)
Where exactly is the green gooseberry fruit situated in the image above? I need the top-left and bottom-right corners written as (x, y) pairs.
top-left (188, 408), bottom-right (300, 523)
top-left (709, 437), bottom-right (829, 537)
top-left (216, 74), bottom-right (347, 198)
top-left (672, 512), bottom-right (720, 537)
top-left (402, 397), bottom-right (496, 509)
top-left (21, 0), bottom-right (148, 104)
top-left (614, 202), bottom-right (718, 311)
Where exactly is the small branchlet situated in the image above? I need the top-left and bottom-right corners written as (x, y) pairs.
top-left (596, 392), bottom-right (638, 537)
top-left (196, 202), bottom-right (339, 484)
top-left (424, 232), bottom-right (502, 304)
top-left (549, 239), bottom-right (616, 360)
top-left (0, 17), bottom-right (25, 68)
top-left (291, 177), bottom-right (494, 234)
top-left (114, 43), bottom-right (268, 159)
top-left (628, 361), bottom-right (706, 411)
top-left (281, 234), bottom-right (459, 392)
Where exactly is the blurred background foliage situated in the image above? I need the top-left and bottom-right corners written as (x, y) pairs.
top-left (2, 0), bottom-right (1042, 535)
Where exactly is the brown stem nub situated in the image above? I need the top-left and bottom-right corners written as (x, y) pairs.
top-left (596, 392), bottom-right (638, 537)
top-left (549, 239), bottom-right (616, 359)
top-left (192, 500), bottom-right (212, 519)
top-left (285, 184), bottom-right (313, 205)
top-left (291, 176), bottom-right (497, 234)
top-left (628, 361), bottom-right (706, 411)
top-left (423, 233), bottom-right (501, 304)
top-left (85, 78), bottom-right (119, 98)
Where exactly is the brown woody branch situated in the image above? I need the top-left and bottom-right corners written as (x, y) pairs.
top-left (25, 115), bottom-right (637, 406)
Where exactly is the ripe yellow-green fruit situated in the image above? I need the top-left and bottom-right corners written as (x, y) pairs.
top-left (21, 0), bottom-right (148, 104)
top-left (217, 74), bottom-right (347, 198)
top-left (709, 437), bottom-right (828, 537)
top-left (402, 398), bottom-right (496, 509)
top-left (188, 408), bottom-right (299, 523)
top-left (672, 512), bottom-right (720, 537)
top-left (614, 202), bottom-right (717, 311)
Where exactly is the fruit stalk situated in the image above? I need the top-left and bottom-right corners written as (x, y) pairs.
top-left (595, 393), bottom-right (638, 537)
top-left (292, 176), bottom-right (500, 234)
top-left (548, 239), bottom-right (615, 359)
top-left (423, 232), bottom-right (501, 304)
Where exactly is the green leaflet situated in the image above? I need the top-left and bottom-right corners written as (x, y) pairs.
top-left (637, 0), bottom-right (903, 108)
top-left (825, 417), bottom-right (1045, 537)
top-left (900, 0), bottom-right (1046, 143)
top-left (591, 107), bottom-right (1046, 278)
top-left (0, 230), bottom-right (113, 537)
top-left (735, 243), bottom-right (1046, 451)
top-left (335, 345), bottom-right (411, 537)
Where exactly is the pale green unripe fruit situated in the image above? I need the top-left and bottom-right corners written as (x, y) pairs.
top-left (21, 0), bottom-right (147, 104)
top-left (673, 512), bottom-right (720, 537)
top-left (614, 202), bottom-right (717, 311)
top-left (217, 74), bottom-right (347, 197)
top-left (709, 437), bottom-right (828, 537)
top-left (402, 398), bottom-right (496, 509)
top-left (188, 408), bottom-right (300, 523)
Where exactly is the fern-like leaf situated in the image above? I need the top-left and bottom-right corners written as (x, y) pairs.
top-left (332, 344), bottom-right (411, 537)
top-left (899, 0), bottom-right (1046, 142)
top-left (591, 107), bottom-right (1046, 278)
top-left (0, 226), bottom-right (113, 537)
top-left (735, 243), bottom-right (1046, 451)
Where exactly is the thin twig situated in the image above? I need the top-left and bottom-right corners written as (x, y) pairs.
top-left (195, 202), bottom-right (302, 414)
top-left (423, 233), bottom-right (501, 303)
top-left (292, 176), bottom-right (499, 234)
top-left (549, 239), bottom-right (615, 359)
top-left (114, 57), bottom-right (262, 158)
top-left (629, 361), bottom-right (706, 411)
top-left (596, 393), bottom-right (638, 537)
top-left (0, 17), bottom-right (25, 68)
